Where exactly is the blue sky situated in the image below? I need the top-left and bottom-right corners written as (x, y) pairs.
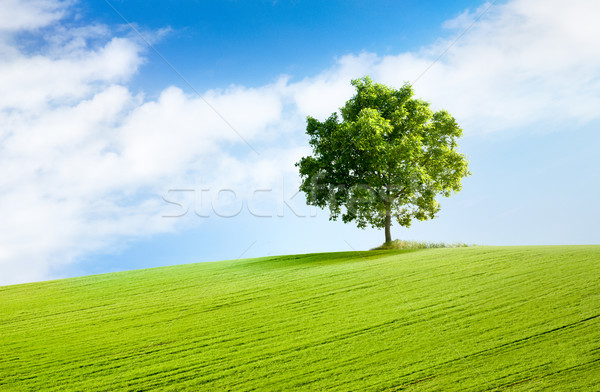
top-left (92, 0), bottom-right (483, 91)
top-left (1, 0), bottom-right (599, 285)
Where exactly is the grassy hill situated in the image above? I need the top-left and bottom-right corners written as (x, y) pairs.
top-left (1, 246), bottom-right (599, 391)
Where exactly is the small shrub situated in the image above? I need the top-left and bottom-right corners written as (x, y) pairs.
top-left (371, 240), bottom-right (471, 250)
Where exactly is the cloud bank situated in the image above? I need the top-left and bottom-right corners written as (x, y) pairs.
top-left (1, 0), bottom-right (600, 284)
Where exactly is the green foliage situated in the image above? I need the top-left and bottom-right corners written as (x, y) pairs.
top-left (296, 77), bottom-right (470, 239)
top-left (1, 246), bottom-right (599, 391)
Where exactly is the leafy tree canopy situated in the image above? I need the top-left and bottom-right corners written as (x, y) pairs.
top-left (296, 76), bottom-right (470, 243)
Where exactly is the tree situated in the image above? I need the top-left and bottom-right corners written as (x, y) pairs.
top-left (295, 76), bottom-right (470, 243)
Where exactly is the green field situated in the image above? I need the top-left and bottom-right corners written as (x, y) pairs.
top-left (1, 246), bottom-right (599, 391)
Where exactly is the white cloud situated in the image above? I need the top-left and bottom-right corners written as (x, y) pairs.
top-left (374, 0), bottom-right (600, 132)
top-left (289, 53), bottom-right (377, 120)
top-left (0, 0), bottom-right (68, 32)
top-left (284, 0), bottom-right (600, 132)
top-left (286, 0), bottom-right (600, 132)
top-left (2, 0), bottom-right (600, 285)
top-left (0, 37), bottom-right (143, 112)
top-left (0, 2), bottom-right (299, 285)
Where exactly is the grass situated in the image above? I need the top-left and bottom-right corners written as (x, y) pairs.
top-left (371, 239), bottom-right (471, 250)
top-left (1, 246), bottom-right (599, 391)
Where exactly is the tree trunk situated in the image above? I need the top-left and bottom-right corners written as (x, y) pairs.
top-left (385, 212), bottom-right (392, 243)
top-left (385, 195), bottom-right (392, 243)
